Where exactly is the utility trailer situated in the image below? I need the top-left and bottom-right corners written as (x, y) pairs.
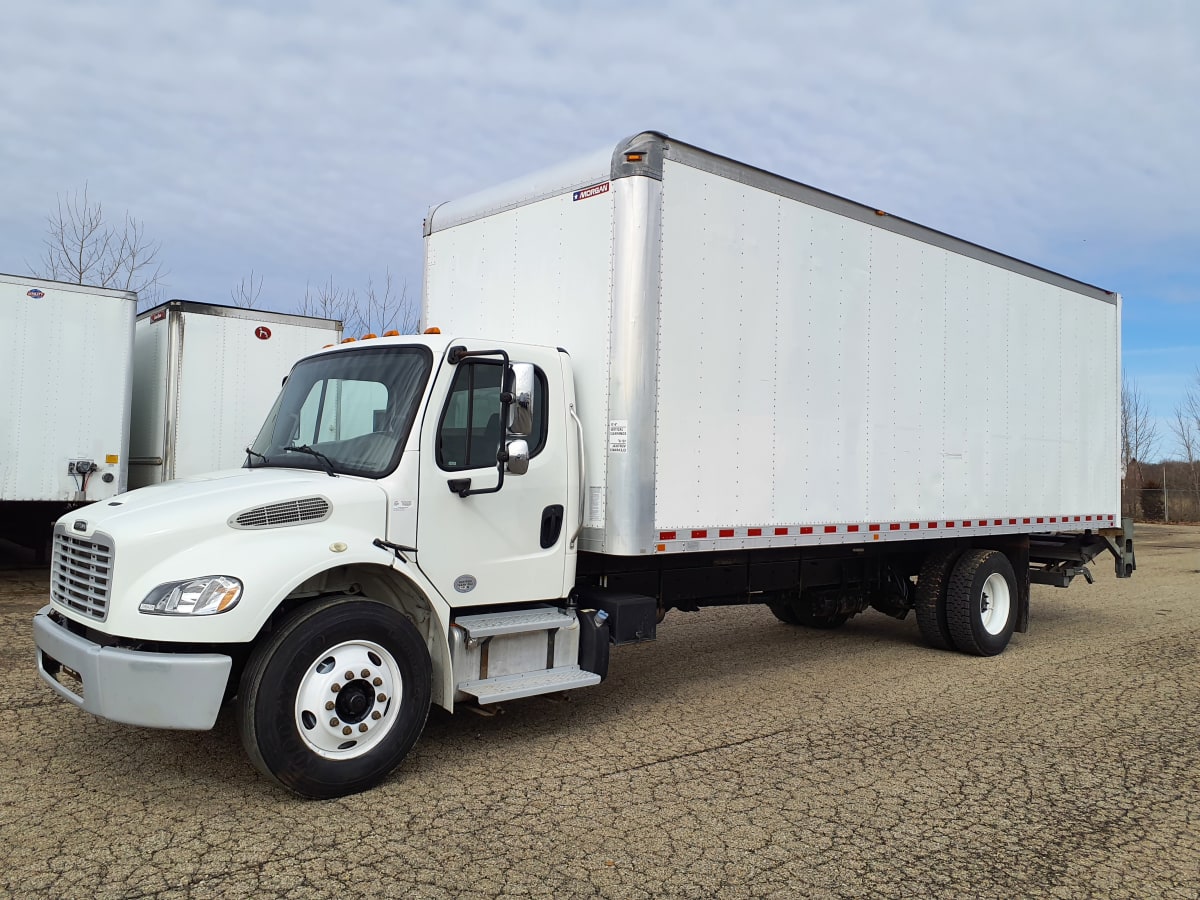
top-left (129, 300), bottom-right (342, 489)
top-left (33, 132), bottom-right (1134, 799)
top-left (0, 274), bottom-right (135, 554)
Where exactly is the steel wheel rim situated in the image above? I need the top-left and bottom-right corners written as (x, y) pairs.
top-left (294, 640), bottom-right (402, 759)
top-left (979, 572), bottom-right (1011, 635)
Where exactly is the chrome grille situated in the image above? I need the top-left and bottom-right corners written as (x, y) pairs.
top-left (51, 530), bottom-right (114, 621)
top-left (232, 496), bottom-right (331, 529)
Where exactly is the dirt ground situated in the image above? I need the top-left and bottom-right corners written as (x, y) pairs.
top-left (0, 525), bottom-right (1197, 899)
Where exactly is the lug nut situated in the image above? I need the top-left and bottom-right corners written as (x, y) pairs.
top-left (371, 711), bottom-right (381, 720)
top-left (342, 726), bottom-right (352, 736)
top-left (377, 693), bottom-right (387, 703)
top-left (372, 677), bottom-right (382, 686)
top-left (359, 723), bottom-right (368, 733)
top-left (325, 701), bottom-right (335, 711)
top-left (331, 683), bottom-right (341, 693)
top-left (361, 669), bottom-right (370, 678)
top-left (345, 671), bottom-right (354, 680)
top-left (330, 718), bottom-right (340, 727)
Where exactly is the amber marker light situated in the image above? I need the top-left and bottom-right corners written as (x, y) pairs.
top-left (341, 337), bottom-right (356, 343)
top-left (424, 327), bottom-right (441, 334)
top-left (361, 333), bottom-right (378, 340)
top-left (626, 152), bottom-right (645, 162)
top-left (383, 330), bottom-right (400, 337)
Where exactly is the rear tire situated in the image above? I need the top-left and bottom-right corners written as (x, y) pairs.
top-left (237, 596), bottom-right (431, 799)
top-left (945, 550), bottom-right (1017, 656)
top-left (914, 548), bottom-right (962, 650)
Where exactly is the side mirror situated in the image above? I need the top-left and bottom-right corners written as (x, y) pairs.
top-left (506, 363), bottom-right (535, 437)
top-left (504, 439), bottom-right (529, 475)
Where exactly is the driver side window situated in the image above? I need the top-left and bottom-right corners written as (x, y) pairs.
top-left (437, 362), bottom-right (547, 470)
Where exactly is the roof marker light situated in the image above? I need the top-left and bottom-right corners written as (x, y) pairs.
top-left (384, 330), bottom-right (400, 337)
top-left (424, 327), bottom-right (441, 334)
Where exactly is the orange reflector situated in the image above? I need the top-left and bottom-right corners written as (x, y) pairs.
top-left (105, 454), bottom-right (119, 464)
top-left (384, 330), bottom-right (400, 337)
top-left (341, 337), bottom-right (356, 343)
top-left (322, 344), bottom-right (334, 348)
top-left (656, 544), bottom-right (666, 553)
top-left (424, 327), bottom-right (441, 334)
top-left (362, 333), bottom-right (377, 340)
top-left (875, 209), bottom-right (887, 216)
top-left (626, 153), bottom-right (644, 162)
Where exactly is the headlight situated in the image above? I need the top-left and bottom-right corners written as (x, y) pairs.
top-left (139, 576), bottom-right (243, 616)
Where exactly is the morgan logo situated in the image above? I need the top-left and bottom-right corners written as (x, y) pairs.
top-left (26, 288), bottom-right (45, 299)
top-left (453, 574), bottom-right (477, 594)
top-left (573, 182), bottom-right (610, 202)
top-left (150, 310), bottom-right (167, 323)
top-left (255, 326), bottom-right (272, 340)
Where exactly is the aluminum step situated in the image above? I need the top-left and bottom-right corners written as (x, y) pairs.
top-left (457, 666), bottom-right (601, 704)
top-left (454, 606), bottom-right (574, 638)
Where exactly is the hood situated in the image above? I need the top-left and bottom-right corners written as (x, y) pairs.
top-left (62, 467), bottom-right (387, 543)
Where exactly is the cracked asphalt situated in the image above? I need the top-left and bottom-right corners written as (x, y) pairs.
top-left (1, 524), bottom-right (1197, 899)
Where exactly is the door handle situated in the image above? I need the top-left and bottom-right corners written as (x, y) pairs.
top-left (540, 504), bottom-right (565, 548)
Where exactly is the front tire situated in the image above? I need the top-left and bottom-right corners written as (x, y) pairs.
top-left (237, 596), bottom-right (431, 799)
top-left (945, 550), bottom-right (1017, 656)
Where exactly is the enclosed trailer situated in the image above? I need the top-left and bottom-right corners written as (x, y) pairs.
top-left (128, 300), bottom-right (342, 488)
top-left (0, 273), bottom-right (135, 551)
top-left (423, 132), bottom-right (1123, 557)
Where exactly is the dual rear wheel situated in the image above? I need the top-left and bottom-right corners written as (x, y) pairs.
top-left (915, 548), bottom-right (1017, 656)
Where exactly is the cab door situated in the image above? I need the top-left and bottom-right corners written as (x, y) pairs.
top-left (415, 346), bottom-right (570, 607)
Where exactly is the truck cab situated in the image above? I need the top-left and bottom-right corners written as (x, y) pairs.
top-left (35, 334), bottom-right (598, 798)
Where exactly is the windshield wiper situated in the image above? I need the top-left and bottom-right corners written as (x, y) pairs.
top-left (284, 444), bottom-right (338, 477)
top-left (245, 447), bottom-right (268, 467)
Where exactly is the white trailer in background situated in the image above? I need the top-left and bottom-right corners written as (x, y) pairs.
top-left (128, 300), bottom-right (342, 488)
top-left (33, 132), bottom-right (1135, 799)
top-left (0, 273), bottom-right (135, 552)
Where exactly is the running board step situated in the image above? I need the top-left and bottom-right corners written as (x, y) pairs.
top-left (454, 606), bottom-right (574, 638)
top-left (458, 666), bottom-right (601, 704)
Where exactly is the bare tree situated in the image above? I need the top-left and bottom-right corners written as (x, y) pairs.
top-left (1121, 373), bottom-right (1161, 517)
top-left (1171, 367), bottom-right (1200, 512)
top-left (37, 183), bottom-right (167, 309)
top-left (364, 270), bottom-right (417, 336)
top-left (231, 269), bottom-right (263, 309)
top-left (297, 272), bottom-right (418, 337)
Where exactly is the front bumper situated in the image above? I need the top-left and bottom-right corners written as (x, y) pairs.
top-left (33, 606), bottom-right (232, 730)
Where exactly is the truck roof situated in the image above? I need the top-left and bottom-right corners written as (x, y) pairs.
top-left (425, 131), bottom-right (1114, 304)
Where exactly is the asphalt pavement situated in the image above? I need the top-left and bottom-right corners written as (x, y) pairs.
top-left (1, 525), bottom-right (1197, 898)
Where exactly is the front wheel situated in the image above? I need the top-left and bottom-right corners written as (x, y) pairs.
top-left (237, 596), bottom-right (431, 799)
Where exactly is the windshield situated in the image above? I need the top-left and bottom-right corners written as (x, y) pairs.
top-left (248, 346), bottom-right (432, 478)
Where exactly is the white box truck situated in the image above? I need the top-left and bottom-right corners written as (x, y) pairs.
top-left (33, 132), bottom-right (1135, 798)
top-left (1, 273), bottom-right (136, 554)
top-left (129, 300), bottom-right (342, 489)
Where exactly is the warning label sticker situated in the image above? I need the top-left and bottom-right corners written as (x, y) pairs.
top-left (608, 420), bottom-right (628, 453)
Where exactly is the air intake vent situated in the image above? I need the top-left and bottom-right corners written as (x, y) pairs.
top-left (230, 497), bottom-right (331, 529)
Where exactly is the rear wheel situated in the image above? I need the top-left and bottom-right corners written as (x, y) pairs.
top-left (945, 550), bottom-right (1017, 656)
top-left (237, 596), bottom-right (431, 799)
top-left (914, 548), bottom-right (962, 650)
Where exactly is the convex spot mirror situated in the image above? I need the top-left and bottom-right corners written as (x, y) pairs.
top-left (505, 439), bottom-right (529, 475)
top-left (506, 363), bottom-right (535, 437)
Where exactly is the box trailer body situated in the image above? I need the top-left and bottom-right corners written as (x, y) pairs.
top-left (33, 132), bottom-right (1134, 799)
top-left (129, 300), bottom-right (342, 488)
top-left (1, 273), bottom-right (135, 548)
top-left (423, 133), bottom-right (1122, 556)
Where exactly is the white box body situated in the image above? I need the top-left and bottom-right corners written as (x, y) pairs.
top-left (424, 132), bottom-right (1121, 556)
top-left (129, 301), bottom-right (342, 488)
top-left (0, 274), bottom-right (135, 504)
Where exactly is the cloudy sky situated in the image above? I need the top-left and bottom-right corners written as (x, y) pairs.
top-left (4, 1), bottom-right (1198, 447)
